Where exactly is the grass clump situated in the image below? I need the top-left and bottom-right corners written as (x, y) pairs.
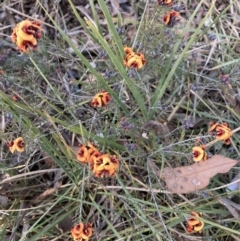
top-left (0, 0), bottom-right (240, 240)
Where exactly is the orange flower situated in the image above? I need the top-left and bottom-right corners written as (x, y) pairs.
top-left (163, 11), bottom-right (180, 27)
top-left (123, 52), bottom-right (135, 65)
top-left (123, 46), bottom-right (146, 69)
top-left (208, 121), bottom-right (219, 132)
top-left (209, 122), bottom-right (232, 145)
top-left (91, 91), bottom-right (111, 107)
top-left (71, 223), bottom-right (93, 241)
top-left (125, 55), bottom-right (144, 69)
top-left (8, 137), bottom-right (25, 153)
top-left (8, 140), bottom-right (16, 153)
top-left (11, 19), bottom-right (43, 53)
top-left (192, 146), bottom-right (208, 162)
top-left (135, 52), bottom-right (146, 65)
top-left (77, 142), bottom-right (101, 164)
top-left (187, 211), bottom-right (204, 233)
top-left (92, 154), bottom-right (119, 178)
top-left (158, 0), bottom-right (172, 7)
top-left (124, 46), bottom-right (134, 56)
top-left (15, 137), bottom-right (25, 152)
top-left (12, 94), bottom-right (19, 101)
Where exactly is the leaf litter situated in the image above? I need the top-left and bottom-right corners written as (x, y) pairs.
top-left (151, 155), bottom-right (239, 194)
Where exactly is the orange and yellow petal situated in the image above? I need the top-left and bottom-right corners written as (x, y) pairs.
top-left (209, 122), bottom-right (233, 144)
top-left (188, 218), bottom-right (200, 226)
top-left (123, 47), bottom-right (146, 69)
top-left (215, 125), bottom-right (232, 143)
top-left (84, 223), bottom-right (93, 237)
top-left (124, 46), bottom-right (134, 55)
top-left (91, 91), bottom-right (111, 107)
top-left (92, 154), bottom-right (119, 178)
top-left (71, 223), bottom-right (93, 241)
top-left (193, 221), bottom-right (204, 233)
top-left (11, 28), bottom-right (17, 43)
top-left (209, 121), bottom-right (219, 132)
top-left (187, 224), bottom-right (193, 233)
top-left (135, 52), bottom-right (146, 65)
top-left (163, 11), bottom-right (180, 27)
top-left (86, 142), bottom-right (99, 155)
top-left (89, 150), bottom-right (102, 165)
top-left (192, 146), bottom-right (207, 162)
top-left (158, 0), bottom-right (172, 6)
top-left (187, 211), bottom-right (204, 233)
top-left (15, 137), bottom-right (25, 152)
top-left (126, 56), bottom-right (144, 69)
top-left (101, 93), bottom-right (112, 106)
top-left (11, 19), bottom-right (43, 53)
top-left (91, 95), bottom-right (102, 107)
top-left (8, 140), bottom-right (16, 153)
top-left (77, 146), bottom-right (91, 163)
top-left (77, 142), bottom-right (101, 164)
top-left (8, 137), bottom-right (25, 153)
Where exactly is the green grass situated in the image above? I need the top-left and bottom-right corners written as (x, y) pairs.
top-left (1, 0), bottom-right (240, 240)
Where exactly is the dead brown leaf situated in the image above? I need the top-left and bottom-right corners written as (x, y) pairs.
top-left (160, 155), bottom-right (239, 194)
top-left (32, 169), bottom-right (63, 204)
top-left (32, 188), bottom-right (57, 204)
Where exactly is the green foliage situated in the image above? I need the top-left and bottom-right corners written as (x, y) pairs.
top-left (1, 0), bottom-right (240, 240)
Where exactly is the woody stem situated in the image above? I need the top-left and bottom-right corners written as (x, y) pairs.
top-left (232, 126), bottom-right (240, 134)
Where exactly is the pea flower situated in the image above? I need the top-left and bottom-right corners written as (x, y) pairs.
top-left (209, 122), bottom-right (232, 145)
top-left (11, 19), bottom-right (43, 53)
top-left (123, 46), bottom-right (146, 69)
top-left (77, 142), bottom-right (102, 164)
top-left (124, 46), bottom-right (134, 56)
top-left (12, 94), bottom-right (19, 101)
top-left (125, 55), bottom-right (145, 69)
top-left (71, 223), bottom-right (93, 241)
top-left (192, 146), bottom-right (208, 162)
top-left (163, 11), bottom-right (180, 27)
top-left (187, 211), bottom-right (204, 233)
top-left (8, 137), bottom-right (25, 153)
top-left (157, 0), bottom-right (172, 7)
top-left (91, 90), bottom-right (111, 107)
top-left (92, 154), bottom-right (119, 178)
top-left (8, 140), bottom-right (16, 153)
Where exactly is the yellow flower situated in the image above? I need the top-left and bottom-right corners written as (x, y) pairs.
top-left (135, 52), bottom-right (146, 65)
top-left (192, 146), bottom-right (208, 162)
top-left (77, 142), bottom-right (101, 164)
top-left (124, 46), bottom-right (134, 56)
top-left (71, 223), bottom-right (93, 241)
top-left (123, 46), bottom-right (146, 69)
top-left (11, 19), bottom-right (43, 53)
top-left (8, 140), bottom-right (16, 153)
top-left (91, 91), bottom-right (111, 107)
top-left (187, 211), bottom-right (204, 233)
top-left (126, 56), bottom-right (144, 69)
top-left (158, 0), bottom-right (172, 6)
top-left (92, 154), bottom-right (119, 178)
top-left (209, 122), bottom-right (232, 145)
top-left (8, 137), bottom-right (25, 153)
top-left (15, 137), bottom-right (25, 152)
